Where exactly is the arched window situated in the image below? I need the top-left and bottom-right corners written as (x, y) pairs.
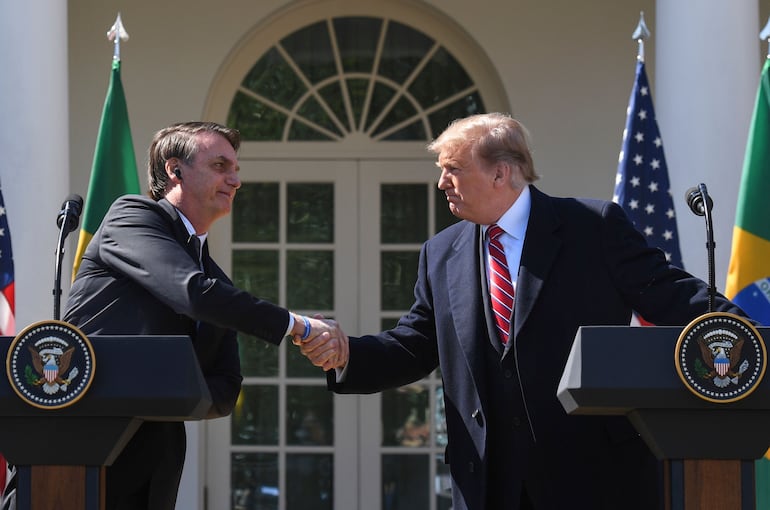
top-left (228, 17), bottom-right (485, 141)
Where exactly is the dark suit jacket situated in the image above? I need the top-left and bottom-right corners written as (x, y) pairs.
top-left (330, 186), bottom-right (746, 510)
top-left (63, 195), bottom-right (290, 509)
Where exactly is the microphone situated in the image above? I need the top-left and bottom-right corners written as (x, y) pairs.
top-left (685, 183), bottom-right (716, 312)
top-left (685, 185), bottom-right (713, 216)
top-left (56, 194), bottom-right (84, 234)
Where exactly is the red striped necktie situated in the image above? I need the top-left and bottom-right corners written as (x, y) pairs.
top-left (488, 224), bottom-right (514, 344)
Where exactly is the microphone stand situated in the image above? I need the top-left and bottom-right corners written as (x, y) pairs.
top-left (699, 183), bottom-right (716, 313)
top-left (53, 221), bottom-right (69, 320)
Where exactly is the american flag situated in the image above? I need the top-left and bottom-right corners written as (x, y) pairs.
top-left (0, 185), bottom-right (14, 336)
top-left (0, 184), bottom-right (13, 510)
top-left (614, 60), bottom-right (684, 269)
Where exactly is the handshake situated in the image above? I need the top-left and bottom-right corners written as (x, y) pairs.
top-left (289, 313), bottom-right (349, 371)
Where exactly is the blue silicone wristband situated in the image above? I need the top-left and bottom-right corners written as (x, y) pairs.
top-left (300, 316), bottom-right (311, 340)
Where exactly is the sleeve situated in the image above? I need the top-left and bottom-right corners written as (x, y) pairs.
top-left (201, 328), bottom-right (243, 418)
top-left (96, 197), bottom-right (290, 343)
top-left (600, 200), bottom-right (747, 324)
top-left (329, 242), bottom-right (439, 394)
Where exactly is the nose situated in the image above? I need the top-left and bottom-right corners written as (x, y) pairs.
top-left (228, 170), bottom-right (242, 190)
top-left (437, 168), bottom-right (450, 190)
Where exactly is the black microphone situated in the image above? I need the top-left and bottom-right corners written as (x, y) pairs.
top-left (56, 194), bottom-right (84, 234)
top-left (685, 185), bottom-right (713, 216)
top-left (685, 183), bottom-right (716, 312)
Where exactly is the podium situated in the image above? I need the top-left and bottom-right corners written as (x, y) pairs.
top-left (0, 335), bottom-right (212, 510)
top-left (558, 326), bottom-right (770, 510)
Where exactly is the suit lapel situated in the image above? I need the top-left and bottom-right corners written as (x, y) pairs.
top-left (446, 222), bottom-right (497, 373)
top-left (513, 186), bottom-right (561, 340)
top-left (158, 198), bottom-right (204, 267)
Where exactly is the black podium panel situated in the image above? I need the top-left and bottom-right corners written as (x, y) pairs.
top-left (0, 335), bottom-right (212, 465)
top-left (557, 326), bottom-right (770, 459)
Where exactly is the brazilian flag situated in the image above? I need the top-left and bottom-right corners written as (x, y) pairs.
top-left (72, 57), bottom-right (140, 280)
top-left (725, 57), bottom-right (770, 506)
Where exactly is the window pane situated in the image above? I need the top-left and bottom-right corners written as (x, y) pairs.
top-left (295, 96), bottom-right (343, 137)
top-left (281, 21), bottom-right (336, 84)
top-left (435, 387), bottom-right (448, 448)
top-left (409, 47), bottom-right (472, 107)
top-left (287, 183), bottom-right (334, 243)
top-left (334, 17), bottom-right (382, 73)
top-left (436, 454), bottom-right (452, 510)
top-left (372, 96), bottom-right (417, 138)
top-left (286, 250), bottom-right (334, 309)
top-left (232, 385), bottom-right (278, 445)
top-left (380, 21), bottom-right (433, 83)
top-left (318, 81), bottom-right (350, 132)
top-left (232, 452), bottom-right (278, 510)
top-left (382, 454), bottom-right (429, 510)
top-left (228, 92), bottom-right (286, 142)
top-left (383, 121), bottom-right (426, 141)
top-left (286, 454), bottom-right (333, 510)
top-left (242, 47), bottom-right (306, 109)
top-left (232, 250), bottom-right (279, 304)
top-left (288, 336), bottom-right (327, 378)
top-left (287, 386), bottom-right (334, 446)
top-left (233, 183), bottom-right (280, 242)
top-left (346, 78), bottom-right (368, 128)
top-left (238, 333), bottom-right (279, 377)
top-left (382, 385), bottom-right (430, 447)
top-left (381, 184), bottom-right (428, 244)
top-left (288, 120), bottom-right (335, 141)
top-left (365, 82), bottom-right (396, 131)
top-left (428, 91), bottom-right (485, 139)
top-left (381, 251), bottom-right (419, 310)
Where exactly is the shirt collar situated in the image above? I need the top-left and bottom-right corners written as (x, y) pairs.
top-left (484, 185), bottom-right (531, 239)
top-left (177, 209), bottom-right (208, 245)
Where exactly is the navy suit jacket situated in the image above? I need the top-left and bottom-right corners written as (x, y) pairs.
top-left (330, 186), bottom-right (746, 510)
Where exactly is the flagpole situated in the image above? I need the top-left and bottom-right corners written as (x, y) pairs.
top-left (107, 12), bottom-right (129, 62)
top-left (760, 15), bottom-right (770, 59)
top-left (632, 11), bottom-right (650, 63)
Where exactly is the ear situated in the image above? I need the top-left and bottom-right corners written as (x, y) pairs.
top-left (165, 159), bottom-right (182, 180)
top-left (492, 161), bottom-right (510, 185)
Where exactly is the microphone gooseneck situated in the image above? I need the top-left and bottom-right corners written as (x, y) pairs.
top-left (685, 183), bottom-right (716, 312)
top-left (53, 194), bottom-right (84, 320)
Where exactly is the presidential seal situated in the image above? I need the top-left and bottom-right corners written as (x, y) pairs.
top-left (6, 320), bottom-right (95, 410)
top-left (675, 312), bottom-right (766, 403)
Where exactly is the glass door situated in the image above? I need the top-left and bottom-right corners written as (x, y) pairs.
top-left (357, 160), bottom-right (458, 510)
top-left (206, 159), bottom-right (359, 510)
top-left (206, 158), bottom-right (458, 510)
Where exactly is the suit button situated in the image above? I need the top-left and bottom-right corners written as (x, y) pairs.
top-left (513, 417), bottom-right (521, 427)
top-left (468, 462), bottom-right (475, 473)
top-left (471, 409), bottom-right (484, 426)
top-left (504, 369), bottom-right (513, 379)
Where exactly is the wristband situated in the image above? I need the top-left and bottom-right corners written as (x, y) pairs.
top-left (300, 316), bottom-right (311, 340)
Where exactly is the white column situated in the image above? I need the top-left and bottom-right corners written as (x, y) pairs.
top-left (656, 0), bottom-right (759, 289)
top-left (0, 1), bottom-right (69, 330)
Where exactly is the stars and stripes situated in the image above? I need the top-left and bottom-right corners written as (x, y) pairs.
top-left (0, 185), bottom-right (13, 510)
top-left (0, 188), bottom-right (14, 336)
top-left (614, 60), bottom-right (684, 269)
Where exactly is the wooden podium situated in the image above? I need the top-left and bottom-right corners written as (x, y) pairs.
top-left (558, 326), bottom-right (770, 510)
top-left (0, 335), bottom-right (212, 510)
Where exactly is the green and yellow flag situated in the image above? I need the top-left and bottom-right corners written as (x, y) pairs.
top-left (725, 57), bottom-right (770, 324)
top-left (72, 57), bottom-right (140, 280)
top-left (725, 57), bottom-right (770, 506)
